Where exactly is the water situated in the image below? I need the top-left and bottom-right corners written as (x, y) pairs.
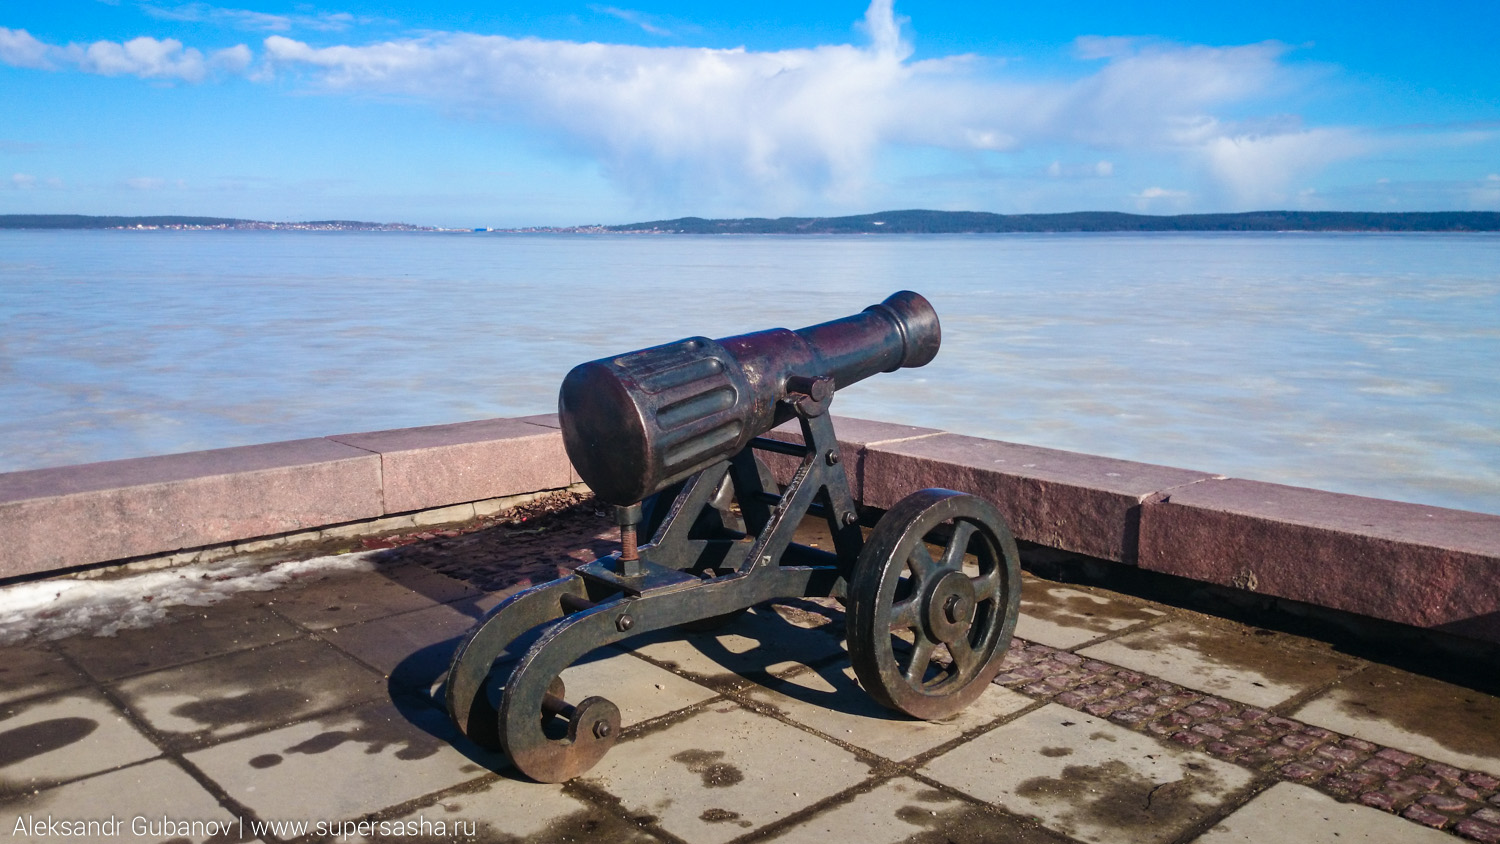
top-left (2, 230), bottom-right (1497, 515)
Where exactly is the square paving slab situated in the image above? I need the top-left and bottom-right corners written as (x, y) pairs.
top-left (0, 689), bottom-right (160, 797)
top-left (559, 649), bottom-right (718, 727)
top-left (1290, 663), bottom-right (1500, 777)
top-left (112, 637), bottom-right (386, 748)
top-left (349, 776), bottom-right (660, 844)
top-left (923, 703), bottom-right (1255, 844)
top-left (185, 698), bottom-right (504, 823)
top-left (55, 597), bottom-right (299, 682)
top-left (764, 776), bottom-right (1076, 844)
top-left (743, 663), bottom-right (1033, 762)
top-left (580, 702), bottom-right (873, 844)
top-left (1, 759), bottom-right (244, 844)
top-left (1192, 781), bottom-right (1456, 843)
top-left (1078, 618), bottom-right (1360, 708)
top-left (263, 564), bottom-right (478, 631)
top-left (625, 606), bottom-right (846, 686)
top-left (0, 643), bottom-right (87, 706)
top-left (321, 601), bottom-right (481, 695)
top-left (1015, 581), bottom-right (1166, 649)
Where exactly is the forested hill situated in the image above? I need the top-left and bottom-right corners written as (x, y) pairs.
top-left (607, 210), bottom-right (1500, 234)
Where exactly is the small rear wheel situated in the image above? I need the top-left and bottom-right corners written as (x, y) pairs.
top-left (846, 489), bottom-right (1021, 720)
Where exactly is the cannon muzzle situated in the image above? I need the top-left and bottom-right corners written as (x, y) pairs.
top-left (559, 291), bottom-right (940, 506)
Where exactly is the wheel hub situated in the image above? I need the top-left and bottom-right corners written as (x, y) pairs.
top-left (924, 569), bottom-right (977, 643)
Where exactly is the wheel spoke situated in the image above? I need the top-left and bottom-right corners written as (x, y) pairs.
top-left (903, 636), bottom-right (937, 685)
top-left (889, 596), bottom-right (921, 632)
top-left (907, 542), bottom-right (939, 581)
top-left (971, 564), bottom-right (1001, 602)
top-left (940, 521), bottom-right (977, 570)
top-left (947, 633), bottom-right (980, 678)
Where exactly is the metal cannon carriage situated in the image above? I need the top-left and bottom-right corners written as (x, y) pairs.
top-left (445, 291), bottom-right (1023, 782)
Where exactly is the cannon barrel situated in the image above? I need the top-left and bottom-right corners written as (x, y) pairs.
top-left (559, 291), bottom-right (940, 506)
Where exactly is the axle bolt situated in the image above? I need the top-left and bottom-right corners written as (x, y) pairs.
top-left (593, 720), bottom-right (612, 739)
top-left (826, 450), bottom-right (840, 465)
top-left (616, 614), bottom-right (635, 632)
top-left (944, 595), bottom-right (963, 623)
top-left (842, 511), bottom-right (859, 526)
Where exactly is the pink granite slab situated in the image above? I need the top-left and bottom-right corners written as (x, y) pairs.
top-left (1138, 478), bottom-right (1500, 641)
top-left (330, 417), bottom-right (572, 514)
top-left (761, 415), bottom-right (943, 497)
top-left (862, 434), bottom-right (1217, 562)
top-left (0, 439), bottom-right (382, 579)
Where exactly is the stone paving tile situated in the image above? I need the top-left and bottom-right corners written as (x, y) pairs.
top-left (1291, 664), bottom-right (1500, 778)
top-left (185, 698), bottom-right (504, 823)
top-left (581, 702), bottom-right (872, 844)
top-left (624, 605), bottom-right (846, 686)
top-left (923, 703), bottom-right (1255, 844)
top-left (56, 597), bottom-right (300, 682)
top-left (1015, 582), bottom-right (1166, 650)
top-left (263, 564), bottom-right (479, 631)
top-left (0, 689), bottom-right (161, 797)
top-left (764, 776), bottom-right (1077, 844)
top-left (743, 663), bottom-right (1032, 762)
top-left (346, 776), bottom-right (661, 844)
top-left (322, 602), bottom-right (479, 695)
top-left (0, 643), bottom-right (87, 705)
top-left (112, 638), bottom-right (386, 748)
top-left (560, 649), bottom-right (718, 728)
top-left (1078, 618), bottom-right (1359, 709)
top-left (1191, 781), bottom-right (1455, 843)
top-left (0, 759), bottom-right (250, 844)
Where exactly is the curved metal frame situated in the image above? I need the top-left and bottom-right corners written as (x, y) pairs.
top-left (444, 388), bottom-right (1022, 781)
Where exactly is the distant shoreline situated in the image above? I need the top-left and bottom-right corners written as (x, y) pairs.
top-left (4, 209), bottom-right (1499, 233)
top-left (598, 209), bottom-right (1500, 234)
top-left (0, 215), bottom-right (434, 232)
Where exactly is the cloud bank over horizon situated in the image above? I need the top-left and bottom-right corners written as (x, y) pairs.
top-left (1, 1), bottom-right (1493, 219)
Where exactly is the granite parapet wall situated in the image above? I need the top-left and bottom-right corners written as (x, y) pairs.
top-left (0, 416), bottom-right (570, 580)
top-left (2, 414), bottom-right (1497, 647)
top-left (766, 416), bottom-right (1500, 646)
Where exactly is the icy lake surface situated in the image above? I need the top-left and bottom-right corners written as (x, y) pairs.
top-left (2, 230), bottom-right (1497, 514)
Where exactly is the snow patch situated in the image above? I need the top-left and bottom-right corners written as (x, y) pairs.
top-left (0, 551), bottom-right (380, 645)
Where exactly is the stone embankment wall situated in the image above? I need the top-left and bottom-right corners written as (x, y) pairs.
top-left (2, 414), bottom-right (1496, 645)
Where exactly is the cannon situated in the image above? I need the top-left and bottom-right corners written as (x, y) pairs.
top-left (445, 291), bottom-right (1023, 782)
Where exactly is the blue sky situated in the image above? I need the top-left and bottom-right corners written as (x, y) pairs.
top-left (2, 0), bottom-right (1497, 226)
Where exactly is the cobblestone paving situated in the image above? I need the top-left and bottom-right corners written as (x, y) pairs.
top-left (994, 641), bottom-right (1500, 842)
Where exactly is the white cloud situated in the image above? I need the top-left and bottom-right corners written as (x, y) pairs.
top-left (591, 5), bottom-right (674, 37)
top-left (142, 3), bottom-right (362, 33)
top-left (1472, 173), bottom-right (1500, 207)
top-left (11, 173), bottom-right (37, 189)
top-left (125, 176), bottom-right (166, 190)
top-left (1200, 127), bottom-right (1366, 207)
top-left (257, 2), bottom-right (1325, 210)
top-left (1, 3), bottom-right (1396, 210)
top-left (0, 27), bottom-right (52, 69)
top-left (0, 28), bottom-right (251, 82)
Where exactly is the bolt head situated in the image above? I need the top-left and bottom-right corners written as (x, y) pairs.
top-left (593, 720), bottom-right (612, 739)
top-left (616, 614), bottom-right (635, 632)
top-left (826, 450), bottom-right (840, 465)
top-left (842, 511), bottom-right (859, 526)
